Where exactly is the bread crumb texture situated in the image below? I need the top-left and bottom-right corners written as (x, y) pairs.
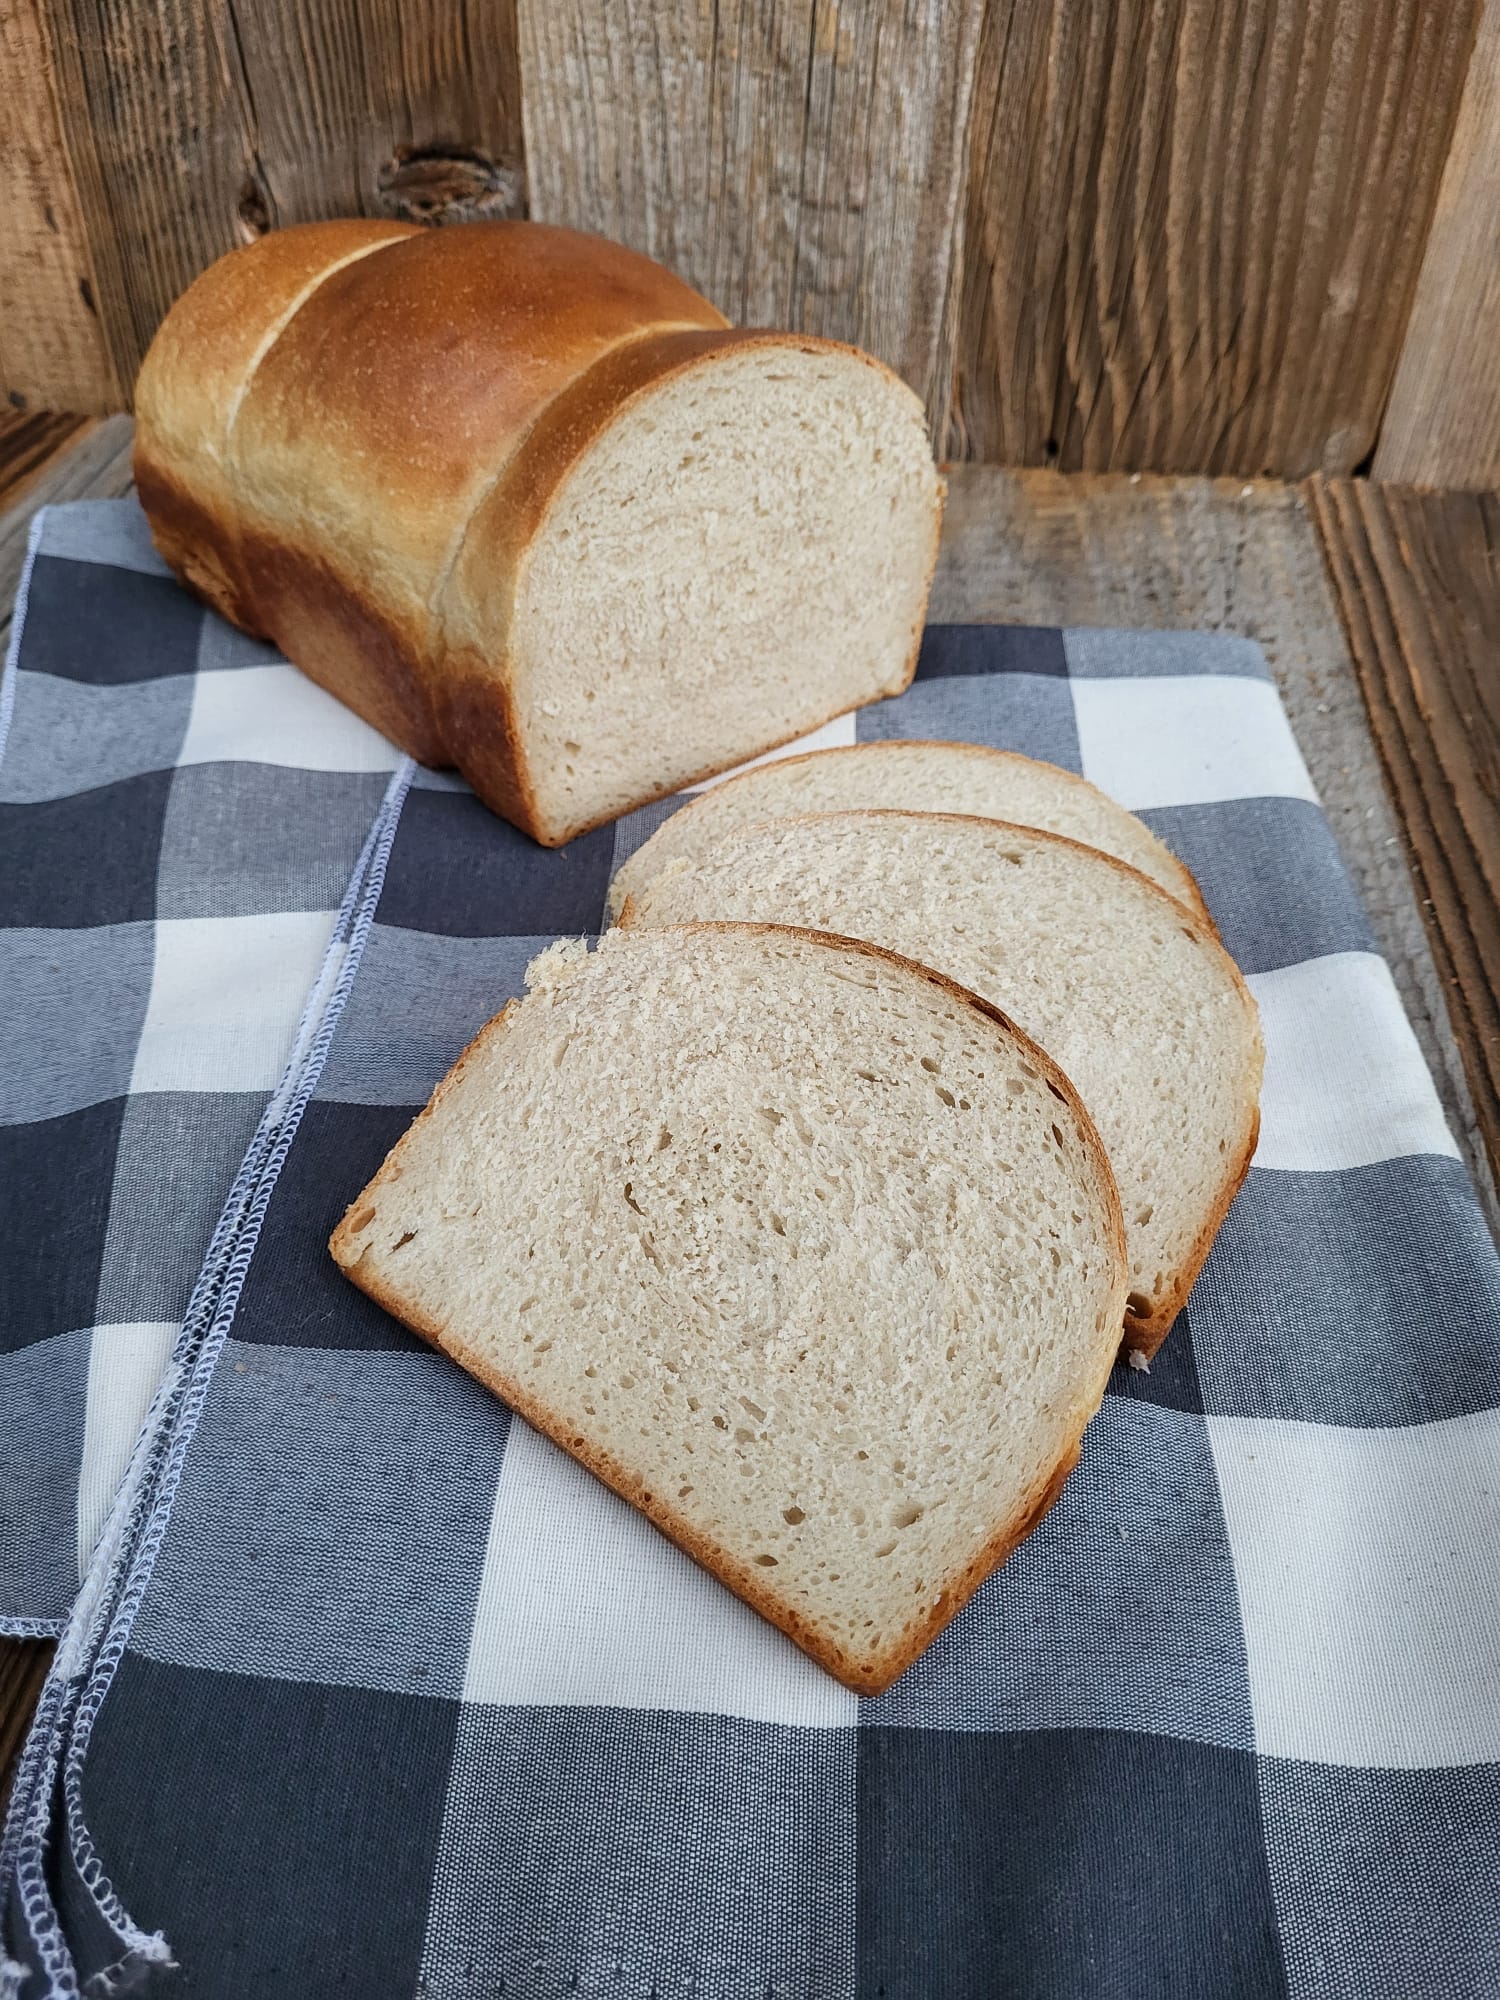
top-left (332, 926), bottom-right (1125, 1689)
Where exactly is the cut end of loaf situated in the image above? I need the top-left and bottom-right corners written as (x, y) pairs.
top-left (506, 340), bottom-right (944, 844)
top-left (330, 924), bottom-right (1125, 1692)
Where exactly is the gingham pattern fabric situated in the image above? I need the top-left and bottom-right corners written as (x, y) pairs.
top-left (4, 501), bottom-right (1498, 1999)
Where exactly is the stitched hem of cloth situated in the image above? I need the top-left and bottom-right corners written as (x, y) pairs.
top-left (0, 1618), bottom-right (65, 1642)
top-left (0, 756), bottom-right (415, 2000)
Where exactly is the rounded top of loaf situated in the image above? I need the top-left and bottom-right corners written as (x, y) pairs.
top-left (212, 223), bottom-right (734, 633)
top-left (134, 219), bottom-right (421, 464)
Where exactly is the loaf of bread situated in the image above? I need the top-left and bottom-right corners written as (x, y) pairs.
top-left (608, 740), bottom-right (1210, 920)
top-left (134, 221), bottom-right (945, 844)
top-left (622, 811), bottom-right (1262, 1357)
top-left (330, 925), bottom-right (1127, 1693)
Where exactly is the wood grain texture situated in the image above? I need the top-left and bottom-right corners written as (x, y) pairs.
top-left (947, 0), bottom-right (1482, 475)
top-left (32, 0), bottom-right (524, 398)
top-left (0, 0), bottom-right (119, 412)
top-left (518, 0), bottom-right (983, 427)
top-left (1310, 478), bottom-right (1500, 1190)
top-left (1374, 1), bottom-right (1500, 488)
top-left (937, 466), bottom-right (1499, 1236)
top-left (0, 410), bottom-right (89, 509)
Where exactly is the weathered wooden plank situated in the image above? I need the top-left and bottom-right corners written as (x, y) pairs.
top-left (32, 0), bottom-right (525, 400)
top-left (518, 0), bottom-right (983, 429)
top-left (947, 1), bottom-right (1482, 475)
top-left (227, 0), bottom-right (526, 231)
top-left (0, 0), bottom-right (119, 412)
top-left (0, 412), bottom-right (89, 509)
top-left (1310, 478), bottom-right (1500, 1191)
top-left (936, 466), bottom-right (1499, 1235)
top-left (1373, 2), bottom-right (1500, 488)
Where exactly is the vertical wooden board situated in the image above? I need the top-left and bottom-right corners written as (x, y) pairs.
top-left (227, 0), bottom-right (525, 231)
top-left (35, 0), bottom-right (263, 399)
top-left (518, 0), bottom-right (983, 426)
top-left (947, 0), bottom-right (1481, 475)
top-left (1310, 478), bottom-right (1500, 1193)
top-left (0, 0), bottom-right (119, 411)
top-left (35, 0), bottom-right (525, 400)
top-left (1373, 1), bottom-right (1500, 488)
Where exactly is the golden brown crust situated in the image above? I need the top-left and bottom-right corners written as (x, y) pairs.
top-left (137, 223), bottom-right (942, 849)
top-left (620, 811), bottom-right (1262, 1355)
top-left (133, 220), bottom-right (419, 624)
top-left (610, 738), bottom-right (1210, 923)
top-left (330, 923), bottom-right (1127, 1694)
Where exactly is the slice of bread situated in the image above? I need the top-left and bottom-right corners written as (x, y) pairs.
top-left (622, 813), bottom-right (1262, 1356)
top-left (330, 925), bottom-right (1127, 1694)
top-left (609, 740), bottom-right (1208, 921)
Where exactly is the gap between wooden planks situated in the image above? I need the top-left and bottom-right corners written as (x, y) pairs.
top-left (1, 449), bottom-right (1497, 1806)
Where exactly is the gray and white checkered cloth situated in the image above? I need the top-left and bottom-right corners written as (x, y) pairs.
top-left (3, 499), bottom-right (1498, 1998)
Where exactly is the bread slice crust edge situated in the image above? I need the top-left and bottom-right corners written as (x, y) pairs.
top-left (608, 739), bottom-right (1211, 925)
top-left (618, 811), bottom-right (1263, 1358)
top-left (329, 922), bottom-right (1128, 1695)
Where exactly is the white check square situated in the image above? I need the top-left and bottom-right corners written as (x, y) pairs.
top-left (179, 664), bottom-right (401, 774)
top-left (1210, 1409), bottom-right (1500, 1766)
top-left (463, 1420), bottom-right (857, 1726)
top-left (77, 1321), bottom-right (178, 1575)
top-left (129, 910), bottom-right (337, 1095)
top-left (1072, 674), bottom-right (1318, 810)
top-left (1248, 952), bottom-right (1458, 1171)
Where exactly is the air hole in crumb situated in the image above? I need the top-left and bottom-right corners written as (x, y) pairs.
top-left (893, 1503), bottom-right (923, 1529)
top-left (754, 1553), bottom-right (778, 1566)
top-left (770, 1213), bottom-right (787, 1236)
top-left (782, 1506), bottom-right (805, 1525)
top-left (856, 1450), bottom-right (869, 1461)
top-left (733, 1427), bottom-right (755, 1445)
top-left (349, 1205), bottom-right (376, 1231)
top-left (739, 1397), bottom-right (766, 1421)
top-left (622, 1183), bottom-right (643, 1215)
top-left (678, 1484), bottom-right (693, 1498)
top-left (1046, 1081), bottom-right (1066, 1102)
top-left (874, 1541), bottom-right (898, 1558)
top-left (619, 1373), bottom-right (636, 1390)
top-left (687, 1395), bottom-right (701, 1411)
top-left (920, 1056), bottom-right (940, 1073)
top-left (713, 1414), bottom-right (728, 1430)
top-left (1136, 1204), bottom-right (1154, 1225)
top-left (1051, 1124), bottom-right (1065, 1148)
top-left (392, 1230), bottom-right (417, 1250)
top-left (1126, 1291), bottom-right (1153, 1317)
top-left (935, 1087), bottom-right (956, 1108)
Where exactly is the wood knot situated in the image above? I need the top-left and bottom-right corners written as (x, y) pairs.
top-left (378, 147), bottom-right (527, 226)
top-left (236, 177), bottom-right (271, 243)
